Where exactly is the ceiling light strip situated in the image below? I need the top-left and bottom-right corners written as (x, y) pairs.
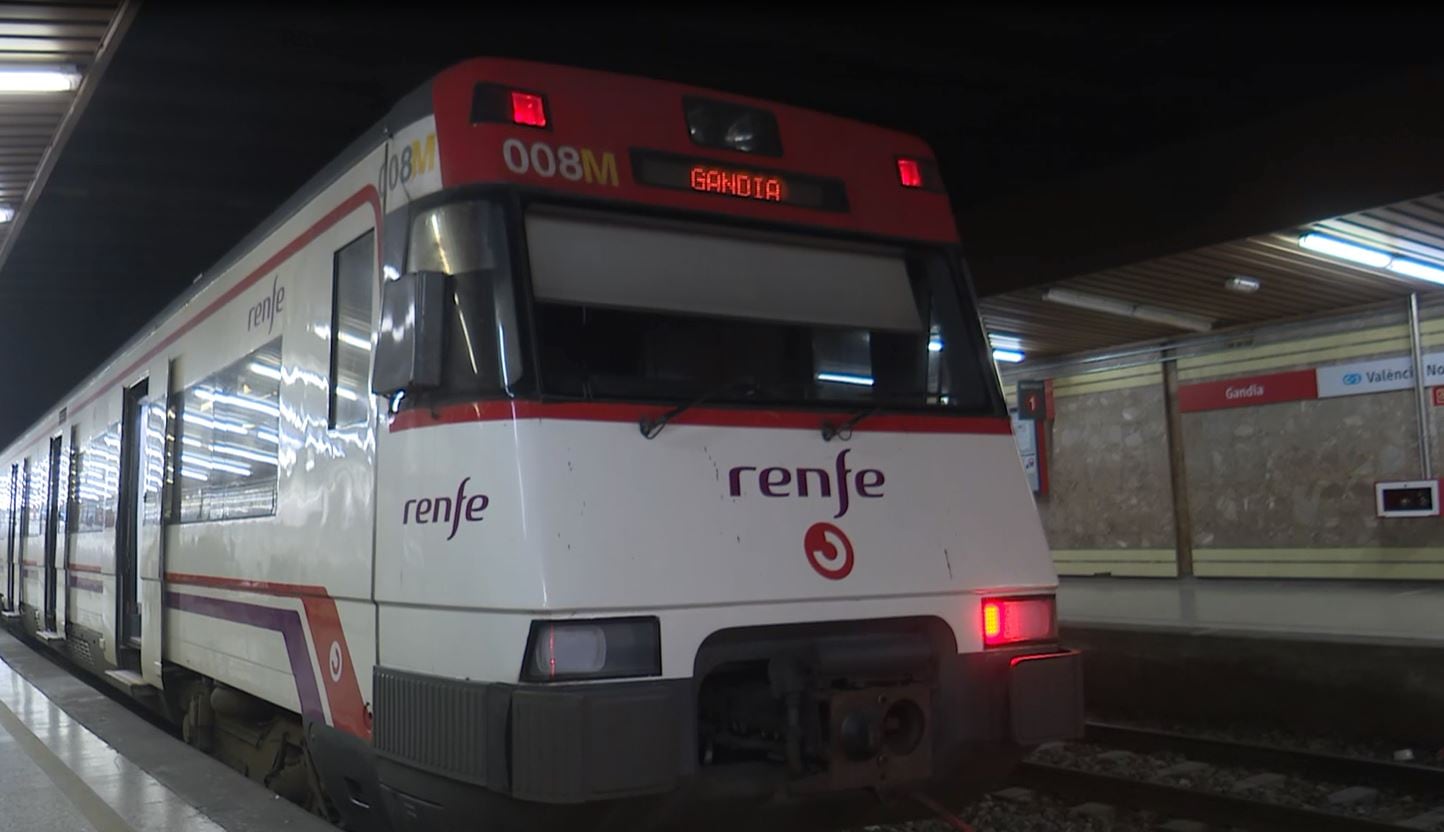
top-left (1299, 231), bottom-right (1444, 286)
top-left (1040, 287), bottom-right (1214, 332)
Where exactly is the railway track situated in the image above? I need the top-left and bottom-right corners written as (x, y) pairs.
top-left (1084, 721), bottom-right (1444, 792)
top-left (1011, 721), bottom-right (1444, 831)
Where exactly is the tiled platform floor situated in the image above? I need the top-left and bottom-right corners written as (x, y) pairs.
top-left (0, 629), bottom-right (333, 832)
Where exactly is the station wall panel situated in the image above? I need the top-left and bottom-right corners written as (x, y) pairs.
top-left (1031, 364), bottom-right (1177, 576)
top-left (1183, 389), bottom-right (1441, 550)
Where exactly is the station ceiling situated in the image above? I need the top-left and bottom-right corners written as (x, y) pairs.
top-left (3, 3), bottom-right (1444, 442)
top-left (0, 2), bottom-right (126, 260)
top-left (981, 192), bottom-right (1444, 358)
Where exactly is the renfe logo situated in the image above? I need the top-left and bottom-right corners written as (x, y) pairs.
top-left (803, 522), bottom-right (854, 580)
top-left (403, 477), bottom-right (490, 540)
top-left (247, 274), bottom-right (285, 335)
top-left (729, 450), bottom-right (885, 582)
top-left (727, 449), bottom-right (884, 519)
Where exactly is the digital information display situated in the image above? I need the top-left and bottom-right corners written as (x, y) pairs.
top-left (630, 149), bottom-right (849, 212)
top-left (690, 166), bottom-right (784, 202)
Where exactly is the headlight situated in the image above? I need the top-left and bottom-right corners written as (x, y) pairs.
top-left (521, 617), bottom-right (662, 683)
top-left (683, 96), bottom-right (782, 156)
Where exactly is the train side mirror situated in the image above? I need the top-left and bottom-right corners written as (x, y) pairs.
top-left (373, 270), bottom-right (447, 397)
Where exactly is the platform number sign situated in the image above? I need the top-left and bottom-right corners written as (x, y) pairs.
top-left (1017, 380), bottom-right (1046, 421)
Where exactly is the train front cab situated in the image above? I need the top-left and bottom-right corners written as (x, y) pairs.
top-left (311, 58), bottom-right (1082, 832)
top-left (319, 209), bottom-right (1083, 831)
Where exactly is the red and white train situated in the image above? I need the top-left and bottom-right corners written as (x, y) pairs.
top-left (0, 57), bottom-right (1080, 830)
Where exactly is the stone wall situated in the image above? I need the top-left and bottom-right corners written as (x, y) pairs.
top-left (1184, 391), bottom-right (1435, 549)
top-left (1041, 383), bottom-right (1174, 548)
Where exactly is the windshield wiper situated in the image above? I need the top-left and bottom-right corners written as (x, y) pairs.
top-left (821, 391), bottom-right (939, 441)
top-left (821, 406), bottom-right (879, 442)
top-left (639, 379), bottom-right (758, 439)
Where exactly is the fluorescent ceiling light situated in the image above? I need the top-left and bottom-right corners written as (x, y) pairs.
top-left (1041, 287), bottom-right (1214, 333)
top-left (1225, 275), bottom-right (1261, 294)
top-left (1387, 258), bottom-right (1444, 285)
top-left (988, 333), bottom-right (1024, 351)
top-left (992, 349), bottom-right (1025, 363)
top-left (0, 205), bottom-right (12, 223)
top-left (816, 372), bottom-right (874, 387)
top-left (927, 337), bottom-right (944, 353)
top-left (1299, 231), bottom-right (1444, 286)
top-left (1298, 232), bottom-right (1391, 268)
top-left (0, 66), bottom-right (81, 93)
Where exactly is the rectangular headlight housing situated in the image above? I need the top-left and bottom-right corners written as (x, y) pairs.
top-left (684, 96), bottom-right (783, 156)
top-left (521, 617), bottom-right (662, 683)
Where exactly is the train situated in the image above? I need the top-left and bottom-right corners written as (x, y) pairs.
top-left (0, 57), bottom-right (1082, 831)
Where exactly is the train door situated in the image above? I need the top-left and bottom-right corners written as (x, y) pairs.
top-left (115, 378), bottom-right (147, 663)
top-left (41, 435), bottom-right (61, 634)
top-left (136, 366), bottom-right (170, 688)
top-left (4, 464), bottom-right (16, 612)
top-left (57, 429), bottom-right (77, 639)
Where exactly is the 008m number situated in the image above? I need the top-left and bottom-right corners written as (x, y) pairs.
top-left (501, 139), bottom-right (618, 187)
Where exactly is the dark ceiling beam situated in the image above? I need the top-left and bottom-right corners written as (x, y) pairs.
top-left (958, 63), bottom-right (1444, 297)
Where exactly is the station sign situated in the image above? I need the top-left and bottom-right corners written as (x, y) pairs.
top-left (1176, 369), bottom-right (1317, 413)
top-left (1016, 380), bottom-right (1047, 421)
top-left (1316, 352), bottom-right (1444, 399)
top-left (1132, 351), bottom-right (1444, 415)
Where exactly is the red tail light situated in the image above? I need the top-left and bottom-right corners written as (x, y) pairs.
top-left (896, 157), bottom-right (923, 188)
top-left (510, 91), bottom-right (548, 128)
top-left (981, 596), bottom-right (1057, 647)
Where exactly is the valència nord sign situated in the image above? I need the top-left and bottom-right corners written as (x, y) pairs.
top-left (1315, 353), bottom-right (1444, 398)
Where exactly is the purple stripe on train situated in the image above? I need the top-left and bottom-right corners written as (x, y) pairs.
top-left (162, 591), bottom-right (324, 723)
top-left (67, 575), bottom-right (103, 594)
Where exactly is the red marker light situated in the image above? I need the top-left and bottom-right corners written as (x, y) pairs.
top-left (981, 596), bottom-right (1056, 647)
top-left (982, 601), bottom-right (1003, 640)
top-left (897, 157), bottom-right (923, 188)
top-left (510, 91), bottom-right (547, 128)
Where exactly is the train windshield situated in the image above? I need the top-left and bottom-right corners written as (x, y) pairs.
top-left (406, 200), bottom-right (999, 415)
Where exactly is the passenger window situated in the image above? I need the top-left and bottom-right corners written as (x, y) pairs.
top-left (172, 339), bottom-right (283, 524)
top-left (74, 422), bottom-right (122, 533)
top-left (26, 455), bottom-right (46, 538)
top-left (75, 421), bottom-right (122, 531)
top-left (330, 232), bottom-right (375, 429)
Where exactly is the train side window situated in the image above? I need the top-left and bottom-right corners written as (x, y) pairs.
top-left (75, 423), bottom-right (122, 533)
top-left (329, 231), bottom-right (375, 429)
top-left (172, 338), bottom-right (283, 524)
top-left (26, 454), bottom-right (46, 539)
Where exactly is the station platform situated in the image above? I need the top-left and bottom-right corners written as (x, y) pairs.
top-left (0, 629), bottom-right (332, 832)
top-left (1058, 576), bottom-right (1444, 742)
top-left (1057, 575), bottom-right (1444, 648)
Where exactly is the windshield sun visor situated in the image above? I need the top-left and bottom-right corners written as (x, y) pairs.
top-left (524, 212), bottom-right (923, 333)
